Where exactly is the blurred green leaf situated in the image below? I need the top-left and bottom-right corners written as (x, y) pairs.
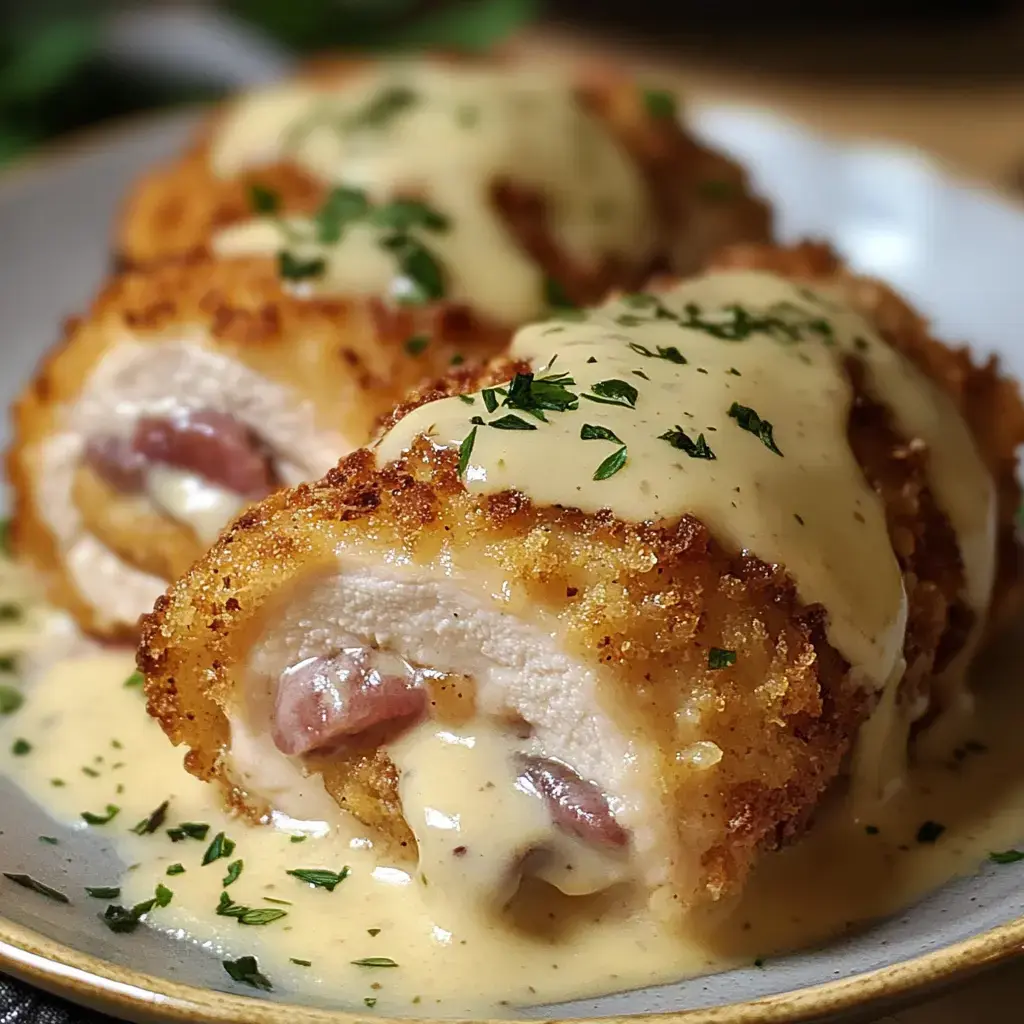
top-left (392, 0), bottom-right (540, 50)
top-left (0, 18), bottom-right (99, 108)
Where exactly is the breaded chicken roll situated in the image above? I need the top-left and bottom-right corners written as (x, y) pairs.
top-left (140, 244), bottom-right (1023, 915)
top-left (9, 257), bottom-right (506, 641)
top-left (117, 55), bottom-right (771, 324)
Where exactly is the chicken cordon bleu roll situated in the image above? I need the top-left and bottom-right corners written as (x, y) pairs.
top-left (116, 55), bottom-right (771, 322)
top-left (140, 243), bottom-right (1023, 915)
top-left (9, 257), bottom-right (506, 641)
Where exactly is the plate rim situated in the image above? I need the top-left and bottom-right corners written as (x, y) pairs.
top-left (2, 104), bottom-right (1024, 1024)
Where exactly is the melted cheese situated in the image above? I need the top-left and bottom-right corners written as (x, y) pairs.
top-left (210, 62), bottom-right (656, 323)
top-left (378, 270), bottom-right (996, 714)
top-left (2, 573), bottom-right (1024, 1015)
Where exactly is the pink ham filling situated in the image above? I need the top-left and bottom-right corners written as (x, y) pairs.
top-left (271, 647), bottom-right (628, 851)
top-left (272, 650), bottom-right (428, 757)
top-left (84, 410), bottom-right (277, 498)
top-left (516, 755), bottom-right (629, 849)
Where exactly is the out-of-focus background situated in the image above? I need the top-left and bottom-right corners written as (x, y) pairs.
top-left (3, 0), bottom-right (1024, 183)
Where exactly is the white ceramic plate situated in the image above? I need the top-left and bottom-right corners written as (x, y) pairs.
top-left (2, 104), bottom-right (1024, 1024)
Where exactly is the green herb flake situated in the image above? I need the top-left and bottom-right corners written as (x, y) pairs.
top-left (351, 957), bottom-right (399, 968)
top-left (990, 849), bottom-right (1024, 864)
top-left (123, 671), bottom-right (144, 689)
top-left (450, 353), bottom-right (465, 366)
top-left (486, 413), bottom-right (536, 431)
top-left (223, 860), bottom-right (244, 887)
top-left (371, 198), bottom-right (449, 234)
top-left (916, 821), bottom-right (946, 844)
top-left (382, 234), bottom-right (446, 304)
top-left (728, 403), bottom-right (783, 456)
top-left (345, 84), bottom-right (417, 132)
top-left (166, 864), bottom-right (185, 876)
top-left (278, 251), bottom-right (327, 282)
top-left (50, 778), bottom-right (65, 788)
top-left (289, 834), bottom-right (307, 844)
top-left (154, 883), bottom-right (173, 908)
top-left (642, 88), bottom-right (677, 120)
top-left (0, 519), bottom-right (9, 553)
top-left (628, 341), bottom-right (687, 364)
top-left (457, 426), bottom-right (478, 479)
top-left (659, 426), bottom-right (716, 460)
top-left (202, 831), bottom-right (236, 866)
top-left (580, 424), bottom-right (623, 445)
top-left (0, 604), bottom-right (23, 622)
top-left (217, 891), bottom-right (288, 926)
top-left (313, 185), bottom-right (370, 243)
top-left (263, 896), bottom-right (292, 906)
top-left (286, 867), bottom-right (350, 892)
top-left (81, 766), bottom-right (100, 778)
top-left (38, 836), bottom-right (58, 845)
top-left (3, 873), bottom-right (69, 903)
top-left (544, 277), bottom-right (575, 310)
top-left (102, 901), bottom-right (153, 934)
top-left (368, 927), bottom-right (381, 937)
top-left (167, 822), bottom-right (209, 843)
top-left (291, 958), bottom-right (312, 967)
top-left (11, 738), bottom-right (30, 756)
top-left (583, 379), bottom-right (638, 409)
top-left (81, 804), bottom-right (119, 826)
top-left (131, 800), bottom-right (170, 836)
top-left (248, 183), bottom-right (280, 215)
top-left (708, 648), bottom-right (737, 670)
top-left (864, 825), bottom-right (880, 836)
top-left (0, 686), bottom-right (23, 714)
top-left (593, 446), bottom-right (628, 481)
top-left (85, 885), bottom-right (121, 899)
top-left (697, 180), bottom-right (739, 202)
top-left (0, 655), bottom-right (16, 673)
top-left (403, 334), bottom-right (429, 357)
top-left (223, 955), bottom-right (273, 991)
top-left (457, 394), bottom-right (474, 405)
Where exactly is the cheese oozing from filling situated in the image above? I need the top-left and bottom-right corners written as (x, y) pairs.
top-left (36, 340), bottom-right (348, 629)
top-left (210, 62), bottom-right (656, 323)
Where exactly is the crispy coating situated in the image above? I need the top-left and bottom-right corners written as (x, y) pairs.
top-left (8, 255), bottom-right (507, 639)
top-left (115, 56), bottom-right (771, 297)
top-left (139, 244), bottom-right (1024, 906)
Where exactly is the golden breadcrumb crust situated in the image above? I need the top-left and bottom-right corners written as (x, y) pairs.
top-left (115, 55), bottom-right (771, 300)
top-left (139, 243), bottom-right (1024, 906)
top-left (8, 255), bottom-right (507, 639)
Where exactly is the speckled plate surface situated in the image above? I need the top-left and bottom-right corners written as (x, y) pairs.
top-left (2, 104), bottom-right (1024, 1024)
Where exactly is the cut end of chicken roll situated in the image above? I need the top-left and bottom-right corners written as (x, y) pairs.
top-left (8, 256), bottom-right (506, 638)
top-left (139, 244), bottom-right (1024, 920)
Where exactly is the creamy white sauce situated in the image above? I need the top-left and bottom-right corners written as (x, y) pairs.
top-left (36, 339), bottom-right (350, 630)
top-left (378, 270), bottom-right (996, 718)
top-left (2, 567), bottom-right (1024, 1014)
top-left (209, 63), bottom-right (656, 323)
top-left (146, 466), bottom-right (245, 546)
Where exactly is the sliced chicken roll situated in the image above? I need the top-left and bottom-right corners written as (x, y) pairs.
top-left (140, 244), bottom-right (1023, 915)
top-left (9, 257), bottom-right (506, 640)
top-left (116, 54), bottom-right (771, 325)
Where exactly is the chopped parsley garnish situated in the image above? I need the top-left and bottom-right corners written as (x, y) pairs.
top-left (263, 896), bottom-right (292, 905)
top-left (642, 88), bottom-right (677, 120)
top-left (81, 804), bottom-right (120, 826)
top-left (708, 648), bottom-right (737, 670)
top-left (291, 958), bottom-right (312, 967)
top-left (450, 353), bottom-right (465, 366)
top-left (0, 604), bottom-right (23, 622)
top-left (582, 379), bottom-right (638, 409)
top-left (278, 251), bottom-right (326, 282)
top-left (247, 183), bottom-right (280, 215)
top-left (202, 831), bottom-right (236, 866)
top-left (223, 860), bottom-right (243, 887)
top-left (580, 424), bottom-right (624, 445)
top-left (864, 825), bottom-right (880, 836)
top-left (458, 394), bottom-right (474, 404)
top-left (371, 198), bottom-right (449, 234)
top-left (81, 766), bottom-right (100, 778)
top-left (166, 864), bottom-right (185, 876)
top-left (217, 891), bottom-right (288, 926)
top-left (351, 957), bottom-right (399, 968)
top-left (593, 447), bottom-right (628, 481)
top-left (345, 84), bottom-right (417, 132)
top-left (383, 234), bottom-right (446, 304)
top-left (486, 413), bottom-right (536, 431)
top-left (131, 800), bottom-right (170, 836)
top-left (166, 822), bottom-right (209, 843)
top-left (916, 821), bottom-right (946, 844)
top-left (628, 341), bottom-right (687, 364)
top-left (504, 371), bottom-right (578, 418)
top-left (697, 180), bottom-right (739, 202)
top-left (38, 836), bottom-right (58, 845)
top-left (403, 334), bottom-right (429, 357)
top-left (286, 867), bottom-right (350, 892)
top-left (11, 738), bottom-right (30, 756)
top-left (289, 834), bottom-right (307, 844)
top-left (368, 927), bottom-right (381, 937)
top-left (85, 886), bottom-right (121, 899)
top-left (658, 426), bottom-right (716, 460)
top-left (313, 186), bottom-right (371, 243)
top-left (154, 883), bottom-right (173, 908)
top-left (457, 426), bottom-right (478, 478)
top-left (0, 655), bottom-right (16, 673)
top-left (990, 849), bottom-right (1024, 864)
top-left (123, 671), bottom-right (144, 689)
top-left (0, 685), bottom-right (23, 714)
top-left (3, 873), bottom-right (69, 903)
top-left (223, 955), bottom-right (273, 991)
top-left (728, 403), bottom-right (783, 456)
top-left (364, 997), bottom-right (378, 1008)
